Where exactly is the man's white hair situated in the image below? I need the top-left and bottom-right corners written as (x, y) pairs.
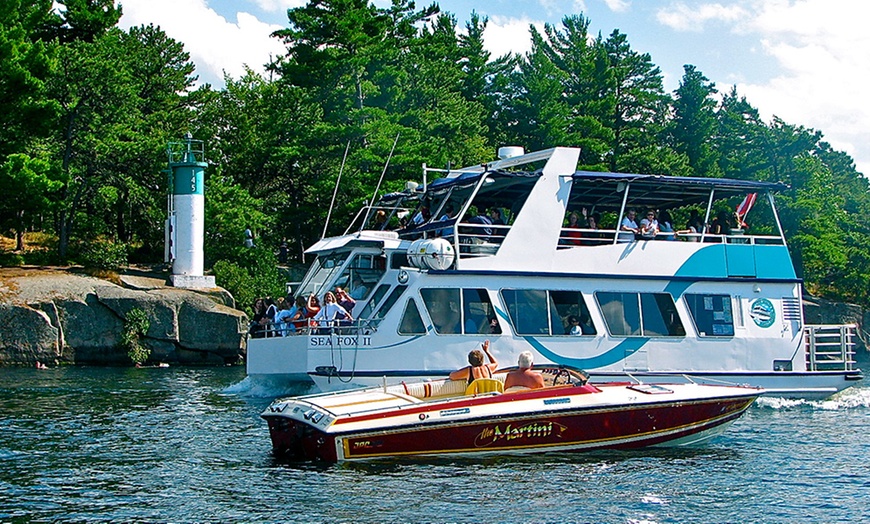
top-left (517, 351), bottom-right (534, 369)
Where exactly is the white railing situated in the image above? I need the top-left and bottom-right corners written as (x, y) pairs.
top-left (805, 324), bottom-right (858, 371)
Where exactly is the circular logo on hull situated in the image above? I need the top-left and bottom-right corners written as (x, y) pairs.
top-left (749, 298), bottom-right (776, 328)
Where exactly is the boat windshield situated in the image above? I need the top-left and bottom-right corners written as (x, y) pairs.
top-left (294, 252), bottom-right (349, 298)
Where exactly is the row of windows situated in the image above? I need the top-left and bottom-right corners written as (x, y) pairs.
top-left (394, 288), bottom-right (737, 338)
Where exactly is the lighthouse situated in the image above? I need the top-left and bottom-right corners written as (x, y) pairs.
top-left (165, 133), bottom-right (215, 288)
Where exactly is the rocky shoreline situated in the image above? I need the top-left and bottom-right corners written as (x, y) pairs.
top-left (0, 267), bottom-right (247, 367)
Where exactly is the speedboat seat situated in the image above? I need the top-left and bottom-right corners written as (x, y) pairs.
top-left (466, 378), bottom-right (504, 396)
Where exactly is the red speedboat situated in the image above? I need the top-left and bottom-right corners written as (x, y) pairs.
top-left (261, 367), bottom-right (761, 462)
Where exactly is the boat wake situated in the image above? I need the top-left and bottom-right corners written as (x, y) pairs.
top-left (223, 375), bottom-right (317, 399)
top-left (756, 384), bottom-right (870, 410)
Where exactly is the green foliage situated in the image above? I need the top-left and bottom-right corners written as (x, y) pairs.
top-left (0, 251), bottom-right (25, 267)
top-left (212, 247), bottom-right (286, 314)
top-left (122, 307), bottom-right (151, 365)
top-left (77, 239), bottom-right (128, 271)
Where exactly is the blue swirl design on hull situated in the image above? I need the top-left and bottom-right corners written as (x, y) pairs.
top-left (525, 336), bottom-right (649, 369)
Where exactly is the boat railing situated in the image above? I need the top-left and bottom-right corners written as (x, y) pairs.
top-left (250, 319), bottom-right (377, 340)
top-left (454, 221), bottom-right (507, 259)
top-left (805, 324), bottom-right (858, 371)
top-left (556, 229), bottom-right (785, 247)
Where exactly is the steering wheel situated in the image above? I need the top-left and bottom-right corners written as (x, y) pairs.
top-left (552, 368), bottom-right (572, 386)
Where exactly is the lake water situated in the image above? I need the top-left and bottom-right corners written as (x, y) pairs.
top-left (1, 365), bottom-right (868, 523)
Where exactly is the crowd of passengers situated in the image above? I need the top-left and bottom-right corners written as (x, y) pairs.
top-left (560, 207), bottom-right (738, 245)
top-left (248, 286), bottom-right (361, 338)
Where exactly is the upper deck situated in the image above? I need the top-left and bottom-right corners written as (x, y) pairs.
top-left (326, 147), bottom-right (793, 281)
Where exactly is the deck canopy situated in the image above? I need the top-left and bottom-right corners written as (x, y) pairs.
top-left (569, 171), bottom-right (789, 211)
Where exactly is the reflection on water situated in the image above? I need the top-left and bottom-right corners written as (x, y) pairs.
top-left (1, 366), bottom-right (868, 523)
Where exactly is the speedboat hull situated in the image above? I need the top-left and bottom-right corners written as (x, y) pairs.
top-left (262, 371), bottom-right (761, 462)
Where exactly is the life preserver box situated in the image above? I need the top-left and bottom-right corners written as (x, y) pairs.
top-left (406, 238), bottom-right (455, 270)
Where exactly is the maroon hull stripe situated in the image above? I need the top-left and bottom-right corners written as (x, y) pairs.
top-left (267, 395), bottom-right (755, 461)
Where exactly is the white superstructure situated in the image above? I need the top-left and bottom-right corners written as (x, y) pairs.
top-left (247, 147), bottom-right (863, 398)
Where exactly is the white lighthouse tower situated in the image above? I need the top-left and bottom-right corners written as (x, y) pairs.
top-left (165, 133), bottom-right (215, 288)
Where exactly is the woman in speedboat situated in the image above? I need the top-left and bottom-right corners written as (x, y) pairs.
top-left (449, 340), bottom-right (498, 384)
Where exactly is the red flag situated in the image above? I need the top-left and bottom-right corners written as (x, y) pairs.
top-left (735, 193), bottom-right (756, 227)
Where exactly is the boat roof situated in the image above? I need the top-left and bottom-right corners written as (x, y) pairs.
top-left (381, 168), bottom-right (788, 212)
top-left (570, 171), bottom-right (789, 211)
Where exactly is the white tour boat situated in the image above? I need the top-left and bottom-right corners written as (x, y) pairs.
top-left (247, 146), bottom-right (863, 399)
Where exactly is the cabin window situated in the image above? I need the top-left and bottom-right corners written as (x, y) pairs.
top-left (501, 289), bottom-right (597, 336)
top-left (358, 284), bottom-right (391, 319)
top-left (550, 290), bottom-right (597, 335)
top-left (398, 299), bottom-right (426, 335)
top-left (596, 292), bottom-right (684, 337)
top-left (684, 294), bottom-right (735, 337)
top-left (370, 285), bottom-right (408, 328)
top-left (463, 289), bottom-right (500, 334)
top-left (501, 289), bottom-right (549, 335)
top-left (420, 288), bottom-right (496, 335)
top-left (421, 288), bottom-right (462, 334)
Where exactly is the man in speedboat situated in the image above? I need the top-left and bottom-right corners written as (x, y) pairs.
top-left (504, 351), bottom-right (545, 390)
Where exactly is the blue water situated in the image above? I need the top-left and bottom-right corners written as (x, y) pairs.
top-left (1, 366), bottom-right (868, 523)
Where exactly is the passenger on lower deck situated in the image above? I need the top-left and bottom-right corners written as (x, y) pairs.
top-left (313, 292), bottom-right (353, 330)
top-left (504, 351), bottom-right (545, 390)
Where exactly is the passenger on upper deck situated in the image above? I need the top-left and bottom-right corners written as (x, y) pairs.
top-left (290, 296), bottom-right (309, 331)
top-left (438, 204), bottom-right (456, 237)
top-left (562, 211), bottom-right (583, 245)
top-left (640, 210), bottom-right (659, 240)
top-left (711, 211), bottom-right (732, 236)
top-left (449, 340), bottom-right (498, 384)
top-left (373, 210), bottom-right (388, 230)
top-left (619, 209), bottom-right (639, 242)
top-left (465, 206), bottom-right (493, 242)
top-left (678, 210), bottom-right (704, 241)
top-left (273, 297), bottom-right (297, 335)
top-left (504, 351), bottom-right (545, 390)
top-left (488, 208), bottom-right (506, 226)
top-left (658, 210), bottom-right (675, 240)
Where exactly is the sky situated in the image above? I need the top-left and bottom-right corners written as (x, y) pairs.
top-left (118, 0), bottom-right (870, 176)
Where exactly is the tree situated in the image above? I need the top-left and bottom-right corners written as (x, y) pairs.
top-left (0, 0), bottom-right (60, 249)
top-left (670, 65), bottom-right (720, 177)
top-left (604, 29), bottom-right (669, 172)
top-left (47, 21), bottom-right (198, 260)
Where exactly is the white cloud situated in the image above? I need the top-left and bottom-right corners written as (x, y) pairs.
top-left (603, 0), bottom-right (632, 13)
top-left (251, 0), bottom-right (306, 14)
top-left (735, 0), bottom-right (870, 175)
top-left (119, 0), bottom-right (286, 86)
top-left (484, 15), bottom-right (546, 58)
top-left (656, 2), bottom-right (748, 32)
